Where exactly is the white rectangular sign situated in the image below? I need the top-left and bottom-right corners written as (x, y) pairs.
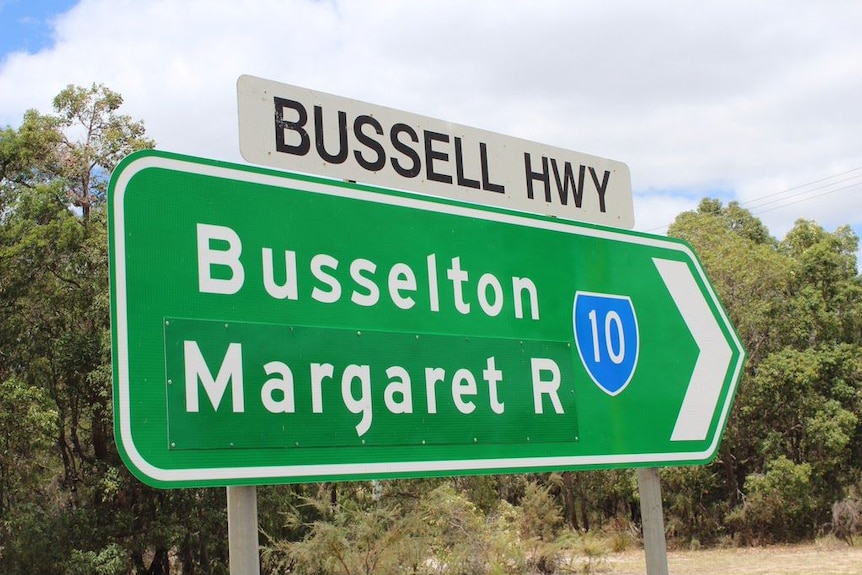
top-left (237, 75), bottom-right (634, 228)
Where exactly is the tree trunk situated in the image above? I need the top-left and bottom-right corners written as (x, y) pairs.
top-left (720, 444), bottom-right (740, 507)
top-left (181, 533), bottom-right (195, 575)
top-left (562, 472), bottom-right (580, 530)
top-left (150, 548), bottom-right (170, 575)
top-left (91, 405), bottom-right (109, 461)
top-left (132, 548), bottom-right (171, 575)
top-left (575, 474), bottom-right (590, 532)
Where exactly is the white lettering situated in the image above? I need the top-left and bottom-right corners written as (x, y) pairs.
top-left (513, 277), bottom-right (540, 320)
top-left (531, 357), bottom-right (563, 414)
top-left (388, 262), bottom-right (417, 310)
top-left (350, 258), bottom-right (379, 306)
top-left (447, 256), bottom-right (470, 314)
top-left (184, 341), bottom-right (244, 412)
top-left (311, 362), bottom-right (334, 413)
top-left (425, 367), bottom-right (445, 414)
top-left (384, 365), bottom-right (413, 414)
top-left (483, 356), bottom-right (505, 414)
top-left (261, 361), bottom-right (295, 413)
top-left (262, 248), bottom-right (298, 300)
top-left (478, 273), bottom-right (504, 316)
top-left (193, 226), bottom-right (545, 323)
top-left (197, 224), bottom-right (244, 295)
top-left (427, 253), bottom-right (440, 312)
top-left (342, 364), bottom-right (372, 436)
top-left (311, 254), bottom-right (341, 303)
top-left (452, 368), bottom-right (477, 414)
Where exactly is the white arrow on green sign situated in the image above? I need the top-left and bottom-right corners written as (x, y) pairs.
top-left (109, 150), bottom-right (745, 488)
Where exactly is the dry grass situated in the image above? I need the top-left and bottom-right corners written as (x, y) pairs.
top-left (605, 539), bottom-right (862, 575)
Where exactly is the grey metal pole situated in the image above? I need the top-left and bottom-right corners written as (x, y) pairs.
top-left (227, 486), bottom-right (261, 575)
top-left (637, 468), bottom-right (669, 575)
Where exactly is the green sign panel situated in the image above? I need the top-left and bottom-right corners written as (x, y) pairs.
top-left (109, 150), bottom-right (745, 488)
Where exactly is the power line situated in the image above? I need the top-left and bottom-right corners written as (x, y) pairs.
top-left (751, 180), bottom-right (862, 216)
top-left (739, 166), bottom-right (862, 209)
top-left (644, 166), bottom-right (862, 232)
top-left (743, 173), bottom-right (862, 211)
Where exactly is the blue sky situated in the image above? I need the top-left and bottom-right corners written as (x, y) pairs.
top-left (0, 0), bottom-right (861, 259)
top-left (0, 0), bottom-right (77, 57)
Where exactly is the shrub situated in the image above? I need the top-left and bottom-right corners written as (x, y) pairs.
top-left (832, 499), bottom-right (861, 545)
top-left (726, 456), bottom-right (816, 544)
top-left (520, 482), bottom-right (564, 573)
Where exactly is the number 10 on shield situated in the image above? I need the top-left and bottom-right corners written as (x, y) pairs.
top-left (573, 292), bottom-right (640, 396)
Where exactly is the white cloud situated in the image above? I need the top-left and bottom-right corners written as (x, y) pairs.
top-left (1, 0), bottom-right (861, 257)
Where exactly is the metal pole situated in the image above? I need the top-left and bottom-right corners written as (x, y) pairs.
top-left (227, 486), bottom-right (261, 575)
top-left (637, 468), bottom-right (669, 575)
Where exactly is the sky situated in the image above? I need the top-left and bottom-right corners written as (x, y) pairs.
top-left (1, 0), bottom-right (861, 260)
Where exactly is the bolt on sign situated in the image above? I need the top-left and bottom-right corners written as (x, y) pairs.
top-left (108, 150), bottom-right (744, 488)
top-left (237, 75), bottom-right (634, 229)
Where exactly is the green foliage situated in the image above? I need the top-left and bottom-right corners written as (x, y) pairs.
top-left (553, 530), bottom-right (609, 574)
top-left (727, 456), bottom-right (816, 543)
top-left (485, 501), bottom-right (528, 575)
top-left (420, 483), bottom-right (492, 575)
top-left (520, 481), bottom-right (564, 542)
top-left (666, 199), bottom-right (862, 546)
top-left (520, 482), bottom-right (565, 573)
top-left (453, 474), bottom-right (504, 514)
top-left (262, 481), bottom-right (610, 575)
top-left (48, 83), bottom-right (154, 219)
top-left (286, 504), bottom-right (407, 575)
top-left (0, 378), bottom-right (58, 514)
top-left (2, 81), bottom-right (862, 572)
top-left (661, 467), bottom-right (728, 545)
top-left (670, 200), bottom-right (792, 365)
top-left (0, 84), bottom-right (233, 575)
top-left (65, 543), bottom-right (129, 575)
top-left (264, 483), bottom-right (482, 575)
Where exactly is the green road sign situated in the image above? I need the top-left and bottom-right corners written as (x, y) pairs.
top-left (109, 150), bottom-right (745, 488)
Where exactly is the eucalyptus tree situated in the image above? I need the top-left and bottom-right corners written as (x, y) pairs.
top-left (668, 199), bottom-right (862, 543)
top-left (0, 85), bottom-right (234, 574)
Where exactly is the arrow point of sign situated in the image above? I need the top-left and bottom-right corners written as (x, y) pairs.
top-left (653, 258), bottom-right (733, 442)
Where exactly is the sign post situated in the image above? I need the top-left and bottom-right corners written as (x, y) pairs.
top-left (638, 468), bottom-right (669, 575)
top-left (227, 486), bottom-right (260, 575)
top-left (108, 150), bottom-right (745, 488)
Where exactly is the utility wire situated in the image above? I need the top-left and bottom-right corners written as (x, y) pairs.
top-left (750, 180), bottom-right (862, 216)
top-left (645, 166), bottom-right (862, 232)
top-left (744, 173), bottom-right (862, 211)
top-left (738, 166), bottom-right (862, 209)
